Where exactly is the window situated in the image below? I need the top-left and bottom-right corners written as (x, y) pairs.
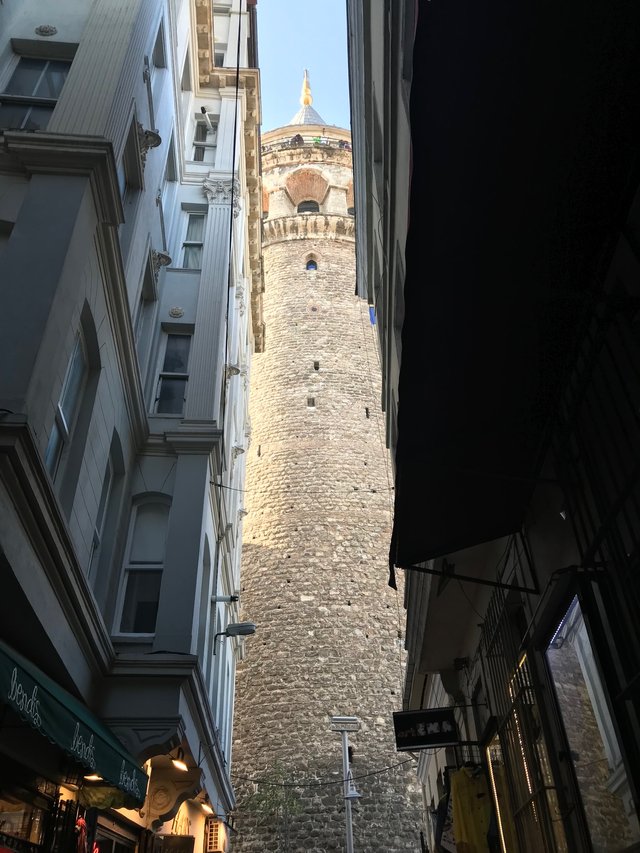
top-left (181, 213), bottom-right (205, 268)
top-left (88, 455), bottom-right (113, 579)
top-left (193, 117), bottom-right (217, 163)
top-left (118, 500), bottom-right (169, 633)
top-left (155, 333), bottom-right (191, 414)
top-left (214, 46), bottom-right (226, 68)
top-left (181, 49), bottom-right (192, 91)
top-left (152, 23), bottom-right (167, 68)
top-left (306, 259), bottom-right (317, 271)
top-left (88, 431), bottom-right (125, 612)
top-left (297, 200), bottom-right (320, 214)
top-left (0, 57), bottom-right (70, 131)
top-left (45, 334), bottom-right (87, 478)
top-left (347, 206), bottom-right (356, 216)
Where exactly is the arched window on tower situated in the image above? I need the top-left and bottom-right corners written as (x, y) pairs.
top-left (306, 259), bottom-right (317, 271)
top-left (297, 200), bottom-right (319, 214)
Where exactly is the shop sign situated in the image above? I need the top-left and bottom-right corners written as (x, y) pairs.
top-left (0, 639), bottom-right (148, 806)
top-left (393, 708), bottom-right (459, 751)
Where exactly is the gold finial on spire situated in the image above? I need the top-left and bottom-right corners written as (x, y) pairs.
top-left (300, 69), bottom-right (313, 107)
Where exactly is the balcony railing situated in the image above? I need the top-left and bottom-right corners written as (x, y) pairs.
top-left (261, 136), bottom-right (351, 155)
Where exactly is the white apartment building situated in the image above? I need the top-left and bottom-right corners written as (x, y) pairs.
top-left (0, 1), bottom-right (262, 852)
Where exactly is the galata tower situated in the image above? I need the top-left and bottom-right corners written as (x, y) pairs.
top-left (231, 73), bottom-right (422, 853)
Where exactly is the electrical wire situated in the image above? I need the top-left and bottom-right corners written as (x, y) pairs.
top-left (231, 758), bottom-right (414, 789)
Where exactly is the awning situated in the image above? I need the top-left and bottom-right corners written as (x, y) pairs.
top-left (0, 640), bottom-right (147, 807)
top-left (390, 0), bottom-right (640, 574)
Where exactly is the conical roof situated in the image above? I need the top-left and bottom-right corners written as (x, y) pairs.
top-left (288, 69), bottom-right (326, 126)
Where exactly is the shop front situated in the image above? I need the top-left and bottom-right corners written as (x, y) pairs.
top-left (406, 528), bottom-right (640, 852)
top-left (0, 639), bottom-right (148, 853)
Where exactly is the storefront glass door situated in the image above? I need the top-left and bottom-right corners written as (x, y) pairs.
top-left (545, 596), bottom-right (640, 851)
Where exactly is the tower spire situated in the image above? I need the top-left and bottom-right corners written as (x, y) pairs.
top-left (300, 69), bottom-right (313, 106)
top-left (288, 68), bottom-right (326, 126)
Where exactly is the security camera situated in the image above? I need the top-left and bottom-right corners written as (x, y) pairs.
top-left (199, 106), bottom-right (214, 132)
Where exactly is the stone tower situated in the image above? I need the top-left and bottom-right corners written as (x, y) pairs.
top-left (231, 74), bottom-right (421, 852)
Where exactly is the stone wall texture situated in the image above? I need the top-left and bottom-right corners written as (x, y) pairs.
top-left (231, 137), bottom-right (423, 852)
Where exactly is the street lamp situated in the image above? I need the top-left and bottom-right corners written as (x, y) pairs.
top-left (330, 715), bottom-right (361, 853)
top-left (213, 621), bottom-right (257, 654)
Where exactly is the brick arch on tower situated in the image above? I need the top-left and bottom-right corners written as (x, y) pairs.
top-left (285, 168), bottom-right (330, 207)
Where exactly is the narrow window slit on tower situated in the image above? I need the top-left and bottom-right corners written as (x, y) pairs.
top-left (307, 397), bottom-right (315, 408)
top-left (314, 361), bottom-right (320, 370)
top-left (365, 407), bottom-right (370, 418)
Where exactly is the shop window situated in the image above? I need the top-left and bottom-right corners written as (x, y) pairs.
top-left (155, 332), bottom-right (192, 415)
top-left (0, 57), bottom-right (71, 131)
top-left (117, 498), bottom-right (170, 634)
top-left (0, 789), bottom-right (48, 845)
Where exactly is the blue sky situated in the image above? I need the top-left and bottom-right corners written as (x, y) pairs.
top-left (256, 0), bottom-right (351, 131)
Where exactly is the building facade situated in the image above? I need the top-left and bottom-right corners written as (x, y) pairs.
top-left (0, 2), bottom-right (261, 853)
top-left (231, 79), bottom-right (422, 853)
top-left (348, 1), bottom-right (640, 850)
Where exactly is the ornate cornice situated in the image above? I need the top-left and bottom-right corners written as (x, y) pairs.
top-left (193, 0), bottom-right (214, 85)
top-left (263, 213), bottom-right (356, 247)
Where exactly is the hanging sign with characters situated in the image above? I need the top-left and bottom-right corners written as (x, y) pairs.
top-left (393, 708), bottom-right (459, 751)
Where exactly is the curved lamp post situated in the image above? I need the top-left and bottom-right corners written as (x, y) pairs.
top-left (213, 621), bottom-right (257, 654)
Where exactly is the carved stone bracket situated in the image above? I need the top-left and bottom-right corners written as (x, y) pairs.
top-left (203, 177), bottom-right (241, 217)
top-left (151, 249), bottom-right (172, 283)
top-left (235, 283), bottom-right (247, 316)
top-left (146, 767), bottom-right (203, 830)
top-left (137, 123), bottom-right (162, 168)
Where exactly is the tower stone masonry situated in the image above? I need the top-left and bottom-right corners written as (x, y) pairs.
top-left (232, 77), bottom-right (422, 852)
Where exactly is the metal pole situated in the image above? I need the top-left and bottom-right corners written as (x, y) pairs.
top-left (341, 729), bottom-right (354, 853)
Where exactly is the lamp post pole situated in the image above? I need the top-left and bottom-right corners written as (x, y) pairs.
top-left (330, 716), bottom-right (359, 853)
top-left (341, 729), bottom-right (354, 853)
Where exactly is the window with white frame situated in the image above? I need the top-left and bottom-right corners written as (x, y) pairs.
top-left (0, 57), bottom-right (71, 131)
top-left (155, 333), bottom-right (192, 414)
top-left (192, 116), bottom-right (217, 163)
top-left (118, 499), bottom-right (170, 633)
top-left (45, 334), bottom-right (88, 478)
top-left (88, 455), bottom-right (113, 579)
top-left (181, 213), bottom-right (206, 268)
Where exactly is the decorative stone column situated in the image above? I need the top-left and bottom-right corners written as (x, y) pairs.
top-left (183, 176), bottom-right (240, 425)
